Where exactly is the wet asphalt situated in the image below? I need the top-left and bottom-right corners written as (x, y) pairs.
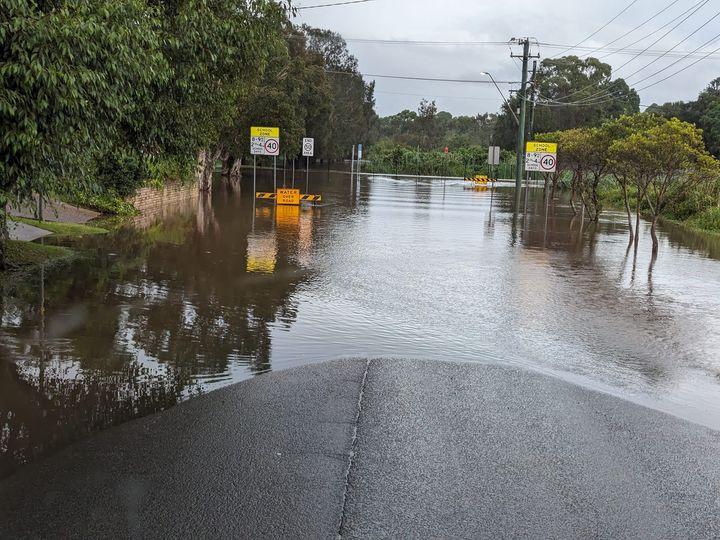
top-left (2, 358), bottom-right (720, 539)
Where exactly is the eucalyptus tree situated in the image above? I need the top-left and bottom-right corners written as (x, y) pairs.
top-left (604, 114), bottom-right (664, 241)
top-left (609, 118), bottom-right (719, 252)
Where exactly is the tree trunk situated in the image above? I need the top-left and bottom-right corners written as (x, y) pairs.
top-left (229, 157), bottom-right (242, 184)
top-left (621, 182), bottom-right (633, 240)
top-left (196, 148), bottom-right (222, 192)
top-left (569, 178), bottom-right (578, 215)
top-left (220, 149), bottom-right (231, 178)
top-left (650, 214), bottom-right (659, 254)
top-left (634, 202), bottom-right (642, 245)
top-left (0, 206), bottom-right (7, 271)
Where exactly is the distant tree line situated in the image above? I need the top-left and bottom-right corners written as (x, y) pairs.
top-left (646, 77), bottom-right (720, 158)
top-left (372, 99), bottom-right (497, 151)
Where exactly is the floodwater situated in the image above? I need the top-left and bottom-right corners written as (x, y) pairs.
top-left (2, 171), bottom-right (720, 477)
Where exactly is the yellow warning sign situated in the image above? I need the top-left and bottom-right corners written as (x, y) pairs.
top-left (277, 188), bottom-right (301, 206)
top-left (250, 126), bottom-right (279, 138)
top-left (276, 204), bottom-right (300, 226)
top-left (526, 141), bottom-right (557, 153)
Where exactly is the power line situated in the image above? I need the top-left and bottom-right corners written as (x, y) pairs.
top-left (550, 0), bottom-right (640, 58)
top-left (375, 90), bottom-right (502, 102)
top-left (596, 0), bottom-right (709, 60)
top-left (578, 0), bottom-right (682, 59)
top-left (565, 6), bottom-right (719, 105)
top-left (631, 31), bottom-right (720, 87)
top-left (623, 10), bottom-right (720, 80)
top-left (286, 34), bottom-right (720, 58)
top-left (325, 70), bottom-right (519, 84)
top-left (296, 0), bottom-right (373, 9)
top-left (635, 42), bottom-right (720, 91)
top-left (547, 0), bottom-right (712, 104)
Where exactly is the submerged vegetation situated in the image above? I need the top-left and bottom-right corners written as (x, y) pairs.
top-left (537, 114), bottom-right (720, 248)
top-left (4, 240), bottom-right (72, 269)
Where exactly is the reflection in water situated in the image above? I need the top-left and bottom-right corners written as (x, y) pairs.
top-left (2, 172), bottom-right (720, 477)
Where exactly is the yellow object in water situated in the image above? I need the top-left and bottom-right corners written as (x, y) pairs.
top-left (464, 175), bottom-right (490, 183)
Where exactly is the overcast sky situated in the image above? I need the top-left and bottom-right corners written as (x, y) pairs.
top-left (295, 0), bottom-right (720, 117)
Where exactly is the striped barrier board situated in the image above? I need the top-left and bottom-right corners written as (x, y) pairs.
top-left (256, 192), bottom-right (322, 204)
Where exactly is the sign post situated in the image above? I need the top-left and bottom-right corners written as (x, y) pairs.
top-left (303, 137), bottom-right (314, 194)
top-left (351, 145), bottom-right (356, 188)
top-left (250, 126), bottom-right (280, 192)
top-left (524, 141), bottom-right (557, 173)
top-left (488, 145), bottom-right (501, 183)
top-left (357, 144), bottom-right (363, 183)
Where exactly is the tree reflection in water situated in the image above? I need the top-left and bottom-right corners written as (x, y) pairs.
top-left (0, 185), bottom-right (312, 477)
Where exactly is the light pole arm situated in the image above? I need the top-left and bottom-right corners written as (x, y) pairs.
top-left (483, 72), bottom-right (519, 126)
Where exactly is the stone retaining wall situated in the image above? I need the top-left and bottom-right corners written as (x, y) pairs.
top-left (128, 181), bottom-right (199, 229)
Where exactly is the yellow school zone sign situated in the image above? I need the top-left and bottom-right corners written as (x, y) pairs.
top-left (251, 126), bottom-right (280, 138)
top-left (526, 141), bottom-right (557, 154)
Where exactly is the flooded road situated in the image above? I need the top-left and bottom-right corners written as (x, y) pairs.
top-left (2, 171), bottom-right (720, 477)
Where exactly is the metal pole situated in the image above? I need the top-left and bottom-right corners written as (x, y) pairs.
top-left (273, 156), bottom-right (277, 191)
top-left (306, 156), bottom-right (309, 194)
top-left (253, 155), bottom-right (257, 196)
top-left (514, 38), bottom-right (530, 195)
top-left (292, 156), bottom-right (295, 188)
top-left (351, 145), bottom-right (355, 185)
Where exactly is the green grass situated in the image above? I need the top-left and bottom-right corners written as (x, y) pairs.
top-left (12, 217), bottom-right (108, 236)
top-left (5, 240), bottom-right (72, 268)
top-left (686, 207), bottom-right (720, 234)
top-left (68, 191), bottom-right (138, 217)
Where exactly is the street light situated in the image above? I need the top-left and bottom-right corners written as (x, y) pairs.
top-left (480, 72), bottom-right (519, 126)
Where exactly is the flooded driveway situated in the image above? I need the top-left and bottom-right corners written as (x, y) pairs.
top-left (2, 172), bottom-right (720, 477)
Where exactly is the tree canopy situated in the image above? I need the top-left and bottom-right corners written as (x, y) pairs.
top-left (494, 56), bottom-right (640, 149)
top-left (647, 77), bottom-right (720, 158)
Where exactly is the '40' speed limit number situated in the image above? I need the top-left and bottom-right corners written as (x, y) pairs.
top-left (263, 138), bottom-right (280, 156)
top-left (540, 154), bottom-right (557, 172)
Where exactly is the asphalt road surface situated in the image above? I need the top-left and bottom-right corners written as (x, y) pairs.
top-left (2, 359), bottom-right (720, 538)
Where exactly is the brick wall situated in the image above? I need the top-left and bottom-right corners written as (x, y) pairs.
top-left (128, 181), bottom-right (199, 228)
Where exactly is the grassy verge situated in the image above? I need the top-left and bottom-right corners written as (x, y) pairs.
top-left (598, 186), bottom-right (720, 235)
top-left (68, 190), bottom-right (137, 217)
top-left (12, 217), bottom-right (108, 237)
top-left (684, 207), bottom-right (720, 234)
top-left (5, 240), bottom-right (73, 268)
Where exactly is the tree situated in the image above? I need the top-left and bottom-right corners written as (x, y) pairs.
top-left (604, 113), bottom-right (665, 241)
top-left (0, 0), bottom-right (168, 269)
top-left (145, 0), bottom-right (290, 191)
top-left (647, 77), bottom-right (720, 158)
top-left (494, 56), bottom-right (639, 149)
top-left (303, 26), bottom-right (377, 159)
top-left (610, 118), bottom-right (719, 252)
top-left (230, 26), bottom-right (332, 172)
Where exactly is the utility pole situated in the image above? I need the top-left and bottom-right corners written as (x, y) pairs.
top-left (527, 60), bottom-right (538, 142)
top-left (526, 60), bottom-right (538, 195)
top-left (511, 38), bottom-right (539, 195)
